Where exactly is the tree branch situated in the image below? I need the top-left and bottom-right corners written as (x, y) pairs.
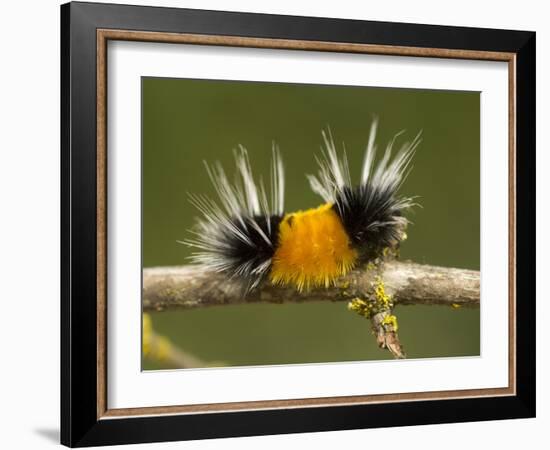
top-left (142, 260), bottom-right (479, 312)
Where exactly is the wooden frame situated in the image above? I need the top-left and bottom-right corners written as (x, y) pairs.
top-left (61, 1), bottom-right (535, 446)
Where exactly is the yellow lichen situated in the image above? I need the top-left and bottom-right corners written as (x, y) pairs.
top-left (366, 262), bottom-right (376, 271)
top-left (381, 314), bottom-right (399, 331)
top-left (348, 297), bottom-right (374, 318)
top-left (348, 277), bottom-right (395, 320)
top-left (373, 276), bottom-right (393, 309)
top-left (347, 298), bottom-right (366, 311)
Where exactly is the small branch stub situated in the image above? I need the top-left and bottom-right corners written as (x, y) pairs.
top-left (347, 276), bottom-right (406, 359)
top-left (372, 311), bottom-right (405, 359)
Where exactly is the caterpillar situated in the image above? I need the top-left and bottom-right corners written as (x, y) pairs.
top-left (182, 120), bottom-right (421, 292)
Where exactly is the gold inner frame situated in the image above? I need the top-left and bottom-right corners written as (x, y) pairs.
top-left (96, 29), bottom-right (517, 420)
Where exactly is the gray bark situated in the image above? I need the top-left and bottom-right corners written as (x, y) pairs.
top-left (142, 260), bottom-right (480, 312)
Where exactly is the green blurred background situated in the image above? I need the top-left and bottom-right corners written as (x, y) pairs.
top-left (142, 77), bottom-right (480, 369)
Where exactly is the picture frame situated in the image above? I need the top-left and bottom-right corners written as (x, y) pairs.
top-left (60, 1), bottom-right (535, 447)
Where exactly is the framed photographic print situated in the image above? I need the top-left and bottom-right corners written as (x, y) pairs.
top-left (60, 1), bottom-right (536, 447)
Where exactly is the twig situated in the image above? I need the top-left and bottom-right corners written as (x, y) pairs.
top-left (145, 330), bottom-right (208, 369)
top-left (142, 260), bottom-right (480, 312)
top-left (371, 310), bottom-right (406, 359)
top-left (142, 260), bottom-right (478, 360)
top-left (143, 313), bottom-right (217, 368)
